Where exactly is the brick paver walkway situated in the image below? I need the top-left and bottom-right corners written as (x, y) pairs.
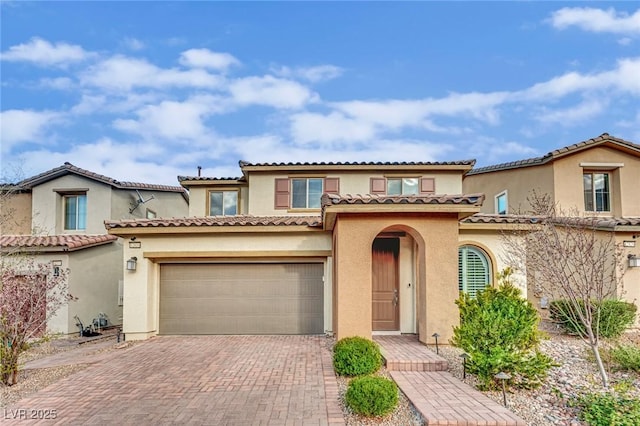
top-left (376, 335), bottom-right (527, 426)
top-left (5, 335), bottom-right (345, 425)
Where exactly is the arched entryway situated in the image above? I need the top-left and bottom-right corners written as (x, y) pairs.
top-left (371, 226), bottom-right (423, 334)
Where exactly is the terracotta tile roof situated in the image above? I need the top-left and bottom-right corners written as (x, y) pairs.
top-left (105, 215), bottom-right (322, 229)
top-left (177, 176), bottom-right (245, 182)
top-left (467, 133), bottom-right (640, 175)
top-left (240, 160), bottom-right (476, 168)
top-left (461, 214), bottom-right (542, 224)
top-left (18, 162), bottom-right (186, 193)
top-left (322, 193), bottom-right (485, 207)
top-left (0, 234), bottom-right (118, 252)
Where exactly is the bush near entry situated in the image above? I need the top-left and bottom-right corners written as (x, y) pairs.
top-left (549, 299), bottom-right (637, 339)
top-left (451, 268), bottom-right (554, 390)
top-left (345, 376), bottom-right (398, 417)
top-left (333, 336), bottom-right (382, 376)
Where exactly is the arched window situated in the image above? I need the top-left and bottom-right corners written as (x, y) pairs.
top-left (458, 245), bottom-right (491, 298)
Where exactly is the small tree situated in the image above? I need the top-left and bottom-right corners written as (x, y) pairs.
top-left (0, 255), bottom-right (70, 385)
top-left (452, 268), bottom-right (554, 389)
top-left (502, 191), bottom-right (628, 388)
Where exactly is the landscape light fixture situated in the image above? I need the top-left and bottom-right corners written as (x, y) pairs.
top-left (432, 332), bottom-right (440, 354)
top-left (494, 372), bottom-right (511, 406)
top-left (126, 257), bottom-right (138, 271)
top-left (460, 353), bottom-right (471, 379)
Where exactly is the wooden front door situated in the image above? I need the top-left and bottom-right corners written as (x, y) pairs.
top-left (372, 238), bottom-right (400, 331)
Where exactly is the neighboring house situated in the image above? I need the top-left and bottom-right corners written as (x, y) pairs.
top-left (462, 133), bottom-right (640, 325)
top-left (106, 160), bottom-right (484, 344)
top-left (0, 163), bottom-right (188, 335)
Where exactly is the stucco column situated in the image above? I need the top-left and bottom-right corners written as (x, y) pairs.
top-left (122, 246), bottom-right (156, 340)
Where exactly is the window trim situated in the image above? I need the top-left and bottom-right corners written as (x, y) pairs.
top-left (495, 190), bottom-right (508, 215)
top-left (207, 189), bottom-right (240, 216)
top-left (582, 171), bottom-right (611, 213)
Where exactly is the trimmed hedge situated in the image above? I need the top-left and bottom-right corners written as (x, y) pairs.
top-left (333, 337), bottom-right (382, 377)
top-left (345, 376), bottom-right (398, 417)
top-left (550, 299), bottom-right (637, 339)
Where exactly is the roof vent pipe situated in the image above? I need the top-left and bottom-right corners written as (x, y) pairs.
top-left (197, 166), bottom-right (202, 177)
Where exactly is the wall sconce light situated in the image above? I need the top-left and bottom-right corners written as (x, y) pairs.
top-left (629, 254), bottom-right (640, 268)
top-left (126, 257), bottom-right (138, 271)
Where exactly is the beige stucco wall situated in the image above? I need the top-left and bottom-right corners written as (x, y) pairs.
top-left (399, 236), bottom-right (417, 333)
top-left (31, 175), bottom-right (112, 235)
top-left (618, 234), bottom-right (640, 329)
top-left (332, 213), bottom-right (460, 344)
top-left (110, 189), bottom-right (188, 220)
top-left (552, 146), bottom-right (640, 217)
top-left (247, 170), bottom-right (466, 216)
top-left (66, 241), bottom-right (123, 334)
top-left (0, 191), bottom-right (32, 235)
top-left (463, 164), bottom-right (555, 214)
top-left (120, 230), bottom-right (332, 340)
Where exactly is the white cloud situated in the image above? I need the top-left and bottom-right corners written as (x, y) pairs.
top-left (122, 37), bottom-right (145, 51)
top-left (39, 77), bottom-right (75, 90)
top-left (290, 112), bottom-right (377, 145)
top-left (618, 37), bottom-right (633, 46)
top-left (229, 75), bottom-right (318, 109)
top-left (549, 7), bottom-right (640, 35)
top-left (0, 37), bottom-right (92, 66)
top-left (535, 99), bottom-right (607, 125)
top-left (179, 48), bottom-right (240, 71)
top-left (0, 109), bottom-right (60, 151)
top-left (272, 64), bottom-right (344, 82)
top-left (113, 96), bottom-right (215, 141)
top-left (80, 55), bottom-right (224, 91)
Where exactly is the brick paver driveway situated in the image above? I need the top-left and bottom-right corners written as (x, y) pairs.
top-left (5, 335), bottom-right (345, 425)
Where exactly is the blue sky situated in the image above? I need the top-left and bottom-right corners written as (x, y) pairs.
top-left (1, 2), bottom-right (639, 185)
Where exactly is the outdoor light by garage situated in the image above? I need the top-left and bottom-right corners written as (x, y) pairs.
top-left (126, 257), bottom-right (138, 271)
top-left (629, 254), bottom-right (640, 268)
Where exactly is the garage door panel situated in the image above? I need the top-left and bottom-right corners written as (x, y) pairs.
top-left (159, 263), bottom-right (323, 334)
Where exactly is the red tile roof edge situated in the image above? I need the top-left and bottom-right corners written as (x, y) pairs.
top-left (104, 215), bottom-right (323, 229)
top-left (0, 234), bottom-right (118, 251)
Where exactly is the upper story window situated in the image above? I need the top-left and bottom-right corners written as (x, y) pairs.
top-left (209, 190), bottom-right (238, 216)
top-left (292, 178), bottom-right (323, 209)
top-left (495, 191), bottom-right (508, 215)
top-left (387, 178), bottom-right (419, 195)
top-left (583, 172), bottom-right (610, 212)
top-left (64, 194), bottom-right (87, 230)
top-left (274, 177), bottom-right (340, 210)
top-left (370, 177), bottom-right (435, 196)
top-left (146, 209), bottom-right (157, 219)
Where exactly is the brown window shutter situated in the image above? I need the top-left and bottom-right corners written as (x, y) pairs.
top-left (370, 177), bottom-right (386, 195)
top-left (420, 177), bottom-right (436, 194)
top-left (324, 177), bottom-right (340, 194)
top-left (274, 178), bottom-right (290, 209)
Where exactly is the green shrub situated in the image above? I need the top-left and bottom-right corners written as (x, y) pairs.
top-left (345, 376), bottom-right (398, 417)
top-left (608, 344), bottom-right (640, 372)
top-left (451, 268), bottom-right (554, 390)
top-left (333, 336), bottom-right (382, 376)
top-left (572, 391), bottom-right (640, 426)
top-left (550, 299), bottom-right (637, 339)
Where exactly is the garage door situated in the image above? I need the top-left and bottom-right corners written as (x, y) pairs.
top-left (159, 263), bottom-right (324, 334)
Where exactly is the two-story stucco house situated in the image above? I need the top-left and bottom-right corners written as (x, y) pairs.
top-left (106, 159), bottom-right (492, 344)
top-left (462, 133), bottom-right (640, 325)
top-left (0, 163), bottom-right (188, 335)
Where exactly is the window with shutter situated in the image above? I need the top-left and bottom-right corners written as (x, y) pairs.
top-left (458, 245), bottom-right (491, 298)
top-left (274, 178), bottom-right (290, 209)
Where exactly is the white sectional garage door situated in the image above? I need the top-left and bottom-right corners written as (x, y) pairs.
top-left (159, 263), bottom-right (324, 335)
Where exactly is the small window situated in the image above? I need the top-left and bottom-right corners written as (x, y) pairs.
top-left (583, 172), bottom-right (610, 212)
top-left (495, 191), bottom-right (508, 215)
top-left (458, 245), bottom-right (491, 298)
top-left (387, 178), bottom-right (419, 195)
top-left (209, 191), bottom-right (238, 216)
top-left (64, 194), bottom-right (87, 230)
top-left (291, 178), bottom-right (323, 209)
top-left (146, 209), bottom-right (157, 219)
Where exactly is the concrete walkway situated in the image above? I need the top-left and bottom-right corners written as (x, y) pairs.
top-left (6, 335), bottom-right (345, 425)
top-left (375, 336), bottom-right (527, 426)
top-left (22, 338), bottom-right (123, 370)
